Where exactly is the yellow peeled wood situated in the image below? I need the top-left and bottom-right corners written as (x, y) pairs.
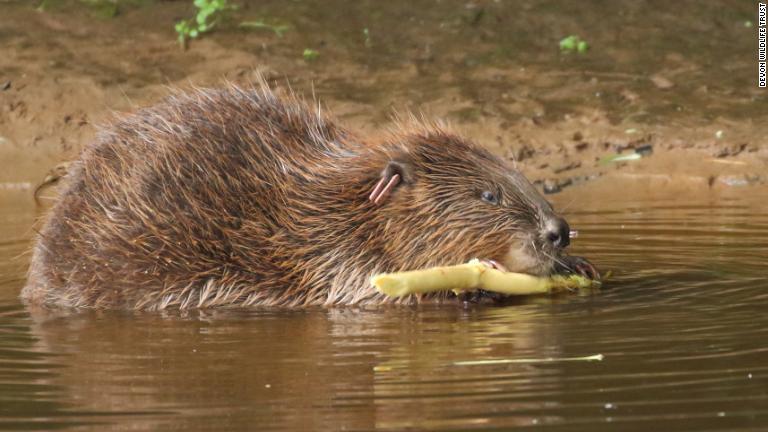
top-left (371, 259), bottom-right (596, 298)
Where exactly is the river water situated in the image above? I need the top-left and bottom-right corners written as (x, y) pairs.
top-left (1, 189), bottom-right (766, 431)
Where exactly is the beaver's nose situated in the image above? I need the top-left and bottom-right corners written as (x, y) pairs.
top-left (543, 217), bottom-right (570, 249)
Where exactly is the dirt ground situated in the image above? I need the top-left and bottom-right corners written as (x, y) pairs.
top-left (1, 0), bottom-right (767, 201)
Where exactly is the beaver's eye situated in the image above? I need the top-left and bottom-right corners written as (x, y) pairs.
top-left (481, 190), bottom-right (499, 205)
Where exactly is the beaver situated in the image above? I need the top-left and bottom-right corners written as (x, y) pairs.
top-left (22, 82), bottom-right (598, 310)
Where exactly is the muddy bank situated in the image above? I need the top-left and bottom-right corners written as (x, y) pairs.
top-left (1, 0), bottom-right (766, 198)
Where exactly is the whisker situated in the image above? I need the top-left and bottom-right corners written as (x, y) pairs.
top-left (529, 239), bottom-right (544, 263)
top-left (539, 247), bottom-right (570, 270)
top-left (558, 196), bottom-right (578, 215)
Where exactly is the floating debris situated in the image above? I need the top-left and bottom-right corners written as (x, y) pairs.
top-left (454, 354), bottom-right (604, 366)
top-left (373, 354), bottom-right (604, 372)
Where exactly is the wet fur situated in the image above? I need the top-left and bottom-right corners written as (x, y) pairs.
top-left (23, 83), bottom-right (567, 310)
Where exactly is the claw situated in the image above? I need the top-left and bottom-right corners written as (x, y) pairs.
top-left (556, 255), bottom-right (600, 280)
top-left (480, 259), bottom-right (508, 272)
top-left (575, 260), bottom-right (600, 280)
top-left (457, 289), bottom-right (506, 304)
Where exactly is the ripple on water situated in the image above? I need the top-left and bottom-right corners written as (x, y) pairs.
top-left (1, 194), bottom-right (768, 430)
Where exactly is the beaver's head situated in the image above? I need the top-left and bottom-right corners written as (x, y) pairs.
top-left (369, 130), bottom-right (581, 277)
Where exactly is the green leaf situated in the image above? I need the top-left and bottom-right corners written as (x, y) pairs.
top-left (559, 35), bottom-right (590, 54)
top-left (197, 10), bottom-right (212, 24)
top-left (303, 48), bottom-right (319, 61)
top-left (559, 35), bottom-right (578, 52)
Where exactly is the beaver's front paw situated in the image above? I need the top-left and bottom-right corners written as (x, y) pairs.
top-left (456, 289), bottom-right (508, 304)
top-left (555, 255), bottom-right (600, 280)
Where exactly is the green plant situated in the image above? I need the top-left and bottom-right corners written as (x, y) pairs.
top-left (175, 0), bottom-right (233, 49)
top-left (303, 48), bottom-right (319, 61)
top-left (559, 35), bottom-right (589, 54)
top-left (239, 20), bottom-right (289, 37)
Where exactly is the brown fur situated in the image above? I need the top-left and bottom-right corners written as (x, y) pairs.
top-left (22, 82), bottom-right (585, 310)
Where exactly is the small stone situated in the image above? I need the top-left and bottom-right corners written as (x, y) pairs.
top-left (719, 175), bottom-right (749, 187)
top-left (650, 74), bottom-right (674, 89)
top-left (620, 89), bottom-right (639, 103)
top-left (543, 178), bottom-right (572, 194)
top-left (713, 143), bottom-right (746, 158)
top-left (543, 179), bottom-right (561, 194)
top-left (635, 144), bottom-right (653, 156)
top-left (0, 81), bottom-right (10, 91)
top-left (612, 141), bottom-right (633, 153)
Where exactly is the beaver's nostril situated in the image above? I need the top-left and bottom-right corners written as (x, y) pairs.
top-left (544, 217), bottom-right (570, 249)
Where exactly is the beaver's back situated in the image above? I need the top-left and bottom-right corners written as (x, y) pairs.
top-left (23, 85), bottom-right (375, 309)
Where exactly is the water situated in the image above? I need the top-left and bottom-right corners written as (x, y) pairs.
top-left (2, 190), bottom-right (767, 431)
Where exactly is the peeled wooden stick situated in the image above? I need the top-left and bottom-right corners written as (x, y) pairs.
top-left (371, 259), bottom-right (596, 298)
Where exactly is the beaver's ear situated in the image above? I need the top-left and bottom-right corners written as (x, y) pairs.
top-left (368, 159), bottom-right (413, 205)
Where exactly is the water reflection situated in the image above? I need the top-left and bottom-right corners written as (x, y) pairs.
top-left (1, 191), bottom-right (768, 431)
